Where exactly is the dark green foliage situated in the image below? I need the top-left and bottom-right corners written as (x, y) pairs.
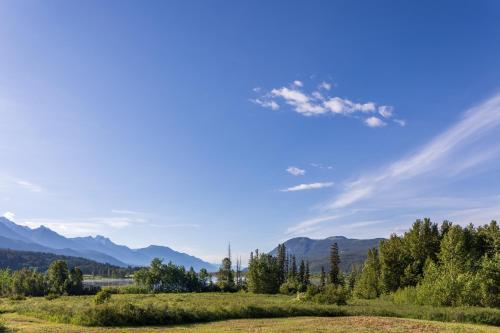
top-left (0, 248), bottom-right (134, 277)
top-left (354, 248), bottom-right (381, 299)
top-left (320, 266), bottom-right (326, 288)
top-left (379, 235), bottom-right (407, 293)
top-left (47, 260), bottom-right (69, 294)
top-left (279, 280), bottom-right (299, 295)
top-left (329, 242), bottom-right (341, 285)
top-left (400, 218), bottom-right (440, 287)
top-left (133, 258), bottom-right (212, 293)
top-left (217, 244), bottom-right (235, 292)
top-left (0, 259), bottom-right (93, 297)
top-left (304, 284), bottom-right (349, 305)
top-left (217, 257), bottom-right (235, 292)
top-left (94, 289), bottom-right (112, 304)
top-left (298, 260), bottom-right (305, 285)
top-left (66, 267), bottom-right (83, 295)
top-left (247, 251), bottom-right (280, 294)
top-left (11, 268), bottom-right (46, 296)
top-left (276, 244), bottom-right (286, 286)
top-left (362, 219), bottom-right (500, 308)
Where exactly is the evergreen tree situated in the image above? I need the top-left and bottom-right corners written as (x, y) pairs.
top-left (276, 244), bottom-right (287, 286)
top-left (305, 261), bottom-right (310, 285)
top-left (299, 260), bottom-right (305, 285)
top-left (290, 255), bottom-right (297, 280)
top-left (320, 266), bottom-right (326, 288)
top-left (329, 242), bottom-right (341, 285)
top-left (217, 244), bottom-right (234, 291)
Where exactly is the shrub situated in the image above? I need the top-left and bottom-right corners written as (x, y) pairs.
top-left (94, 289), bottom-right (112, 304)
top-left (392, 286), bottom-right (417, 305)
top-left (279, 280), bottom-right (299, 295)
top-left (314, 285), bottom-right (348, 305)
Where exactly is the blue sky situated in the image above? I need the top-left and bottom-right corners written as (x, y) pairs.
top-left (1, 1), bottom-right (500, 263)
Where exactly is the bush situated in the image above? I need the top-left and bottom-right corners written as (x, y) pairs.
top-left (279, 280), bottom-right (299, 295)
top-left (301, 284), bottom-right (349, 305)
top-left (314, 285), bottom-right (348, 305)
top-left (94, 289), bottom-right (112, 304)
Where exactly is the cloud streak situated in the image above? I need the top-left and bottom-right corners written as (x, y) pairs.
top-left (16, 180), bottom-right (42, 192)
top-left (329, 93), bottom-right (500, 210)
top-left (281, 182), bottom-right (333, 192)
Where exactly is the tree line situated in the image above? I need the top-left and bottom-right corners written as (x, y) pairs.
top-left (0, 260), bottom-right (95, 297)
top-left (0, 248), bottom-right (137, 278)
top-left (354, 219), bottom-right (499, 307)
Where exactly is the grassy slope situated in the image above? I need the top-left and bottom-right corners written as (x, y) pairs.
top-left (0, 314), bottom-right (499, 333)
top-left (0, 293), bottom-right (499, 328)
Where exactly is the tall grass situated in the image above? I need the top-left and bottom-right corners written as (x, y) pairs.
top-left (3, 293), bottom-right (500, 327)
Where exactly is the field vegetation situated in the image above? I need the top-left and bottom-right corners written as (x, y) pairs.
top-left (0, 293), bottom-right (499, 327)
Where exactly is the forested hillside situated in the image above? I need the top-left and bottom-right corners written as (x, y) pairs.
top-left (269, 236), bottom-right (383, 272)
top-left (0, 248), bottom-right (134, 276)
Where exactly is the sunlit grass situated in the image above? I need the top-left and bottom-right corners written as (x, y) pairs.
top-left (0, 293), bottom-right (499, 327)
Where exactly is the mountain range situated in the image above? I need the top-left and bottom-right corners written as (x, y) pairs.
top-left (0, 217), bottom-right (218, 271)
top-left (269, 236), bottom-right (384, 272)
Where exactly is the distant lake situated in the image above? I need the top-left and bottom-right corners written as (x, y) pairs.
top-left (83, 278), bottom-right (134, 287)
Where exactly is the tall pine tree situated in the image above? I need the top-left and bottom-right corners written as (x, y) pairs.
top-left (329, 242), bottom-right (341, 285)
top-left (276, 244), bottom-right (286, 286)
top-left (320, 266), bottom-right (326, 288)
top-left (299, 260), bottom-right (306, 285)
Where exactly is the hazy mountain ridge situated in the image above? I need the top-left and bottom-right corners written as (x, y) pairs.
top-left (269, 235), bottom-right (384, 272)
top-left (0, 217), bottom-right (217, 271)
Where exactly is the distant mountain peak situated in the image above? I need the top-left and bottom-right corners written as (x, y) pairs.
top-left (0, 218), bottom-right (217, 271)
top-left (269, 235), bottom-right (384, 272)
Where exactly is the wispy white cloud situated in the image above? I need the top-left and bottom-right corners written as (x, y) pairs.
top-left (319, 82), bottom-right (331, 90)
top-left (149, 223), bottom-right (201, 228)
top-left (286, 215), bottom-right (342, 235)
top-left (378, 105), bottom-right (393, 118)
top-left (329, 93), bottom-right (500, 210)
top-left (286, 166), bottom-right (306, 176)
top-left (364, 116), bottom-right (386, 128)
top-left (393, 119), bottom-right (406, 127)
top-left (310, 163), bottom-right (334, 170)
top-left (252, 98), bottom-right (279, 110)
top-left (111, 209), bottom-right (144, 215)
top-left (253, 80), bottom-right (403, 127)
top-left (281, 182), bottom-right (333, 192)
top-left (16, 180), bottom-right (42, 192)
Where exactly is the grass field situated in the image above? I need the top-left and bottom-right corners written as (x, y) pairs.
top-left (1, 314), bottom-right (499, 333)
top-left (0, 293), bottom-right (499, 332)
